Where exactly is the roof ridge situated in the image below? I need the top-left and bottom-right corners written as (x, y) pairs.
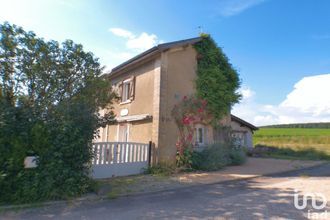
top-left (109, 36), bottom-right (202, 75)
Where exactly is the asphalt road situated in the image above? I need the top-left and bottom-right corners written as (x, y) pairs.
top-left (2, 163), bottom-right (330, 220)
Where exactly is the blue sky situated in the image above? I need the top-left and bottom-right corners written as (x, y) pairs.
top-left (1, 0), bottom-right (329, 125)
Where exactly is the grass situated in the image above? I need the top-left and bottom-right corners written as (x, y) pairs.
top-left (94, 174), bottom-right (176, 199)
top-left (253, 128), bottom-right (330, 160)
top-left (255, 128), bottom-right (330, 136)
top-left (143, 163), bottom-right (176, 176)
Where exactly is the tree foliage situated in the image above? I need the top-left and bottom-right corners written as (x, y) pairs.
top-left (194, 34), bottom-right (241, 120)
top-left (0, 22), bottom-right (116, 203)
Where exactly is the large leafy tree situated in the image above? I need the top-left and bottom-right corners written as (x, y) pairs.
top-left (0, 22), bottom-right (116, 202)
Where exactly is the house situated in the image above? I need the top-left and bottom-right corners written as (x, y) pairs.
top-left (230, 114), bottom-right (258, 148)
top-left (96, 37), bottom-right (257, 163)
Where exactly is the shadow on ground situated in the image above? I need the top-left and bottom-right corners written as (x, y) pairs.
top-left (2, 170), bottom-right (330, 220)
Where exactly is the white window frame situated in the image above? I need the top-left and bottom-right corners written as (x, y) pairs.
top-left (195, 124), bottom-right (206, 146)
top-left (121, 79), bottom-right (131, 103)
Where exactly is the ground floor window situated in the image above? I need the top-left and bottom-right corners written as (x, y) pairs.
top-left (195, 124), bottom-right (207, 147)
top-left (117, 123), bottom-right (130, 142)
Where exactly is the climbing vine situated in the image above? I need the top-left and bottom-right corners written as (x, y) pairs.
top-left (194, 34), bottom-right (241, 120)
top-left (172, 34), bottom-right (241, 167)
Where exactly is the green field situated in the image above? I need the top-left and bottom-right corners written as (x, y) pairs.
top-left (254, 128), bottom-right (330, 156)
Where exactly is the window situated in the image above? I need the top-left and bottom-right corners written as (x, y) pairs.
top-left (122, 81), bottom-right (131, 102)
top-left (119, 76), bottom-right (135, 103)
top-left (117, 123), bottom-right (129, 142)
top-left (197, 127), bottom-right (204, 144)
top-left (195, 124), bottom-right (207, 146)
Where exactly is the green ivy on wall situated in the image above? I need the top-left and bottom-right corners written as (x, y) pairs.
top-left (194, 34), bottom-right (241, 121)
top-left (172, 34), bottom-right (241, 167)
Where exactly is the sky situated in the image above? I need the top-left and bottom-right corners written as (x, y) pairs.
top-left (0, 0), bottom-right (329, 126)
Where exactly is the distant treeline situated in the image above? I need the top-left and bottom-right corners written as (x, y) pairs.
top-left (260, 122), bottom-right (330, 129)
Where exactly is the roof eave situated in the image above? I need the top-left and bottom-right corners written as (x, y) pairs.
top-left (231, 114), bottom-right (258, 131)
top-left (107, 37), bottom-right (202, 78)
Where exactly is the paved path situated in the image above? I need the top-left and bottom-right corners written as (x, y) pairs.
top-left (2, 163), bottom-right (330, 220)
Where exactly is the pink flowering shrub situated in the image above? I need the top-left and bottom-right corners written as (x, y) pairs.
top-left (171, 96), bottom-right (212, 167)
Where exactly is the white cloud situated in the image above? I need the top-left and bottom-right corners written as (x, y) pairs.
top-left (109, 28), bottom-right (135, 39)
top-left (106, 27), bottom-right (162, 70)
top-left (232, 74), bottom-right (330, 126)
top-left (240, 87), bottom-right (255, 101)
top-left (126, 32), bottom-right (158, 51)
top-left (232, 87), bottom-right (261, 124)
top-left (280, 74), bottom-right (330, 116)
top-left (217, 0), bottom-right (266, 17)
top-left (109, 27), bottom-right (160, 51)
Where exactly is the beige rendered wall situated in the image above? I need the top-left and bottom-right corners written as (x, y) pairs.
top-left (157, 45), bottom-right (198, 162)
top-left (102, 119), bottom-right (153, 143)
top-left (156, 45), bottom-right (234, 163)
top-left (101, 59), bottom-right (159, 144)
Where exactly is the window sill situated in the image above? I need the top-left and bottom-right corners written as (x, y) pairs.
top-left (120, 100), bottom-right (132, 105)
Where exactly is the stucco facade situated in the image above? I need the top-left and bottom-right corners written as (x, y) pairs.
top-left (96, 58), bottom-right (159, 145)
top-left (230, 115), bottom-right (258, 149)
top-left (96, 38), bottom-right (257, 164)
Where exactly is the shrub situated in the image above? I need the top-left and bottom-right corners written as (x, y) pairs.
top-left (229, 148), bottom-right (247, 165)
top-left (191, 143), bottom-right (247, 171)
top-left (191, 143), bottom-right (231, 171)
top-left (176, 148), bottom-right (194, 168)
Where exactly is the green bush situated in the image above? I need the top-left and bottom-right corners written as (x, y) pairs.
top-left (0, 22), bottom-right (116, 204)
top-left (229, 148), bottom-right (247, 165)
top-left (191, 144), bottom-right (230, 171)
top-left (191, 143), bottom-right (247, 171)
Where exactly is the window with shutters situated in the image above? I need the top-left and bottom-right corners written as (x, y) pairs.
top-left (122, 81), bottom-right (130, 102)
top-left (119, 76), bottom-right (135, 104)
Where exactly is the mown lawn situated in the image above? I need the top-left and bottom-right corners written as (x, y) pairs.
top-left (253, 128), bottom-right (330, 159)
